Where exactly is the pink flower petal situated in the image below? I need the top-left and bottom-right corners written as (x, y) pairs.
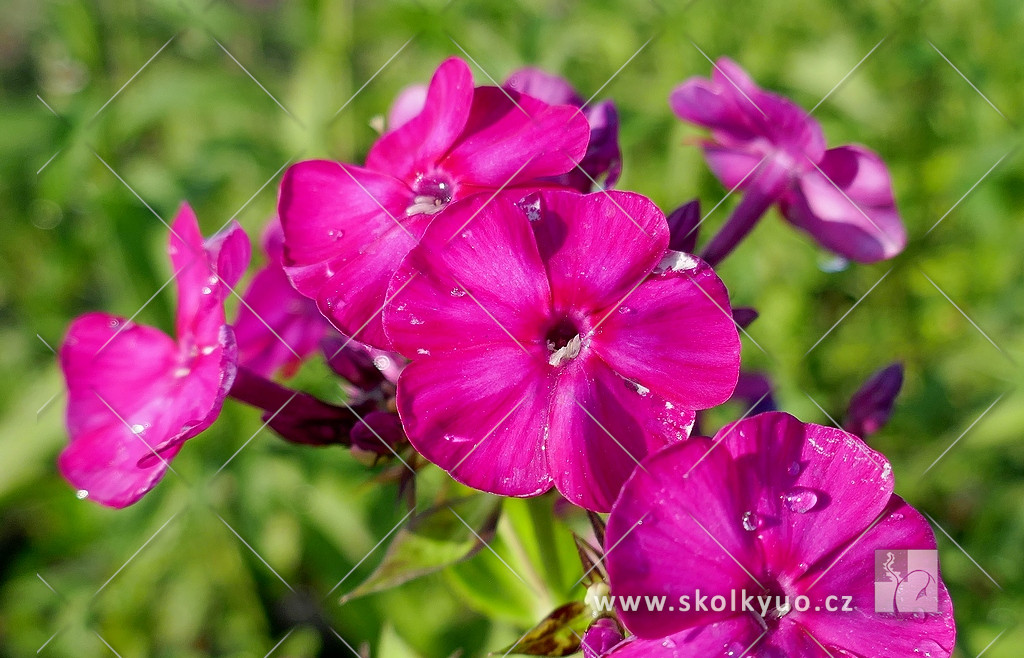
top-left (366, 58), bottom-right (475, 180)
top-left (396, 342), bottom-right (553, 497)
top-left (529, 190), bottom-right (668, 314)
top-left (58, 426), bottom-right (182, 509)
top-left (794, 497), bottom-right (956, 657)
top-left (58, 314), bottom-right (221, 507)
top-left (386, 83), bottom-right (428, 132)
top-left (278, 160), bottom-right (416, 348)
top-left (605, 438), bottom-right (763, 637)
top-left (702, 144), bottom-right (765, 190)
top-left (718, 413), bottom-right (895, 582)
top-left (591, 256), bottom-right (740, 410)
top-left (547, 356), bottom-right (696, 512)
top-left (385, 193), bottom-right (552, 356)
top-left (783, 145), bottom-right (906, 262)
top-left (504, 67), bottom-right (584, 106)
top-left (234, 261), bottom-right (327, 377)
top-left (669, 78), bottom-right (758, 142)
top-left (443, 87), bottom-right (590, 187)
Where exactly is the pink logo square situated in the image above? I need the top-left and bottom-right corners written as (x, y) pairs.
top-left (875, 549), bottom-right (939, 613)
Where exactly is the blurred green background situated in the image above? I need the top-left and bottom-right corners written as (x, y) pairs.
top-left (2, 0), bottom-right (1022, 655)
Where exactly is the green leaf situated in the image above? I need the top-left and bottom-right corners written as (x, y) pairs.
top-left (493, 601), bottom-right (592, 657)
top-left (340, 494), bottom-right (502, 603)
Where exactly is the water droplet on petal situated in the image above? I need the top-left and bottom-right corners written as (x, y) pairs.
top-left (372, 355), bottom-right (391, 371)
top-left (108, 319), bottom-right (120, 329)
top-left (654, 250), bottom-right (699, 274)
top-left (915, 639), bottom-right (943, 656)
top-left (75, 489), bottom-right (89, 500)
top-left (890, 512), bottom-right (905, 521)
top-left (742, 511), bottom-right (760, 531)
top-left (207, 275), bottom-right (218, 285)
top-left (131, 424), bottom-right (145, 434)
top-left (660, 638), bottom-right (676, 649)
top-left (416, 348), bottom-right (431, 356)
top-left (617, 306), bottom-right (632, 314)
top-left (449, 287), bottom-right (466, 298)
top-left (327, 229), bottom-right (344, 241)
top-left (784, 487), bottom-right (818, 513)
top-left (201, 286), bottom-right (213, 295)
top-left (200, 345), bottom-right (215, 356)
top-left (787, 461), bottom-right (801, 476)
top-left (174, 366), bottom-right (190, 378)
top-left (409, 315), bottom-right (424, 325)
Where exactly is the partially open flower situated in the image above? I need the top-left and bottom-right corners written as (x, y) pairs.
top-left (58, 204), bottom-right (249, 507)
top-left (671, 58), bottom-right (905, 264)
top-left (383, 189), bottom-right (740, 511)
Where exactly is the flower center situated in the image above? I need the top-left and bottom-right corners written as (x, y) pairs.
top-left (406, 174), bottom-right (454, 216)
top-left (546, 318), bottom-right (583, 367)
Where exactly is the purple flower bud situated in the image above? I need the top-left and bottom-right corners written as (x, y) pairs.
top-left (350, 410), bottom-right (405, 456)
top-left (844, 362), bottom-right (904, 437)
top-left (582, 617), bottom-right (623, 657)
top-left (732, 306), bottom-right (759, 329)
top-left (666, 199), bottom-right (701, 253)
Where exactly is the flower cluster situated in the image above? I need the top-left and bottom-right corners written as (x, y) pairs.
top-left (57, 56), bottom-right (954, 656)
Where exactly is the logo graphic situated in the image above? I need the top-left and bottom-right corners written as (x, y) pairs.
top-left (874, 549), bottom-right (938, 613)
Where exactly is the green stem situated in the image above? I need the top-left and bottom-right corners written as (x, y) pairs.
top-left (528, 497), bottom-right (565, 595)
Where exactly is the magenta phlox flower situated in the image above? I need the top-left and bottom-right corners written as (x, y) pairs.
top-left (383, 188), bottom-right (740, 511)
top-left (58, 204), bottom-right (250, 507)
top-left (671, 58), bottom-right (905, 264)
top-left (603, 412), bottom-right (955, 657)
top-left (279, 57), bottom-right (591, 348)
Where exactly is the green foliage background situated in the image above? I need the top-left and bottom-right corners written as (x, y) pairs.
top-left (1, 0), bottom-right (1021, 656)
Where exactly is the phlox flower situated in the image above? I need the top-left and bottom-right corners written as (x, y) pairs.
top-left (671, 58), bottom-right (905, 264)
top-left (58, 205), bottom-right (249, 507)
top-left (603, 412), bottom-right (955, 657)
top-left (279, 57), bottom-right (590, 348)
top-left (383, 188), bottom-right (740, 511)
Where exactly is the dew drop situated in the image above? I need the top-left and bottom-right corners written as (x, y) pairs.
top-left (372, 355), bottom-right (391, 371)
top-left (787, 461), bottom-right (801, 476)
top-left (784, 487), bottom-right (818, 513)
top-left (131, 424), bottom-right (145, 434)
top-left (409, 316), bottom-right (425, 325)
top-left (890, 512), bottom-right (905, 521)
top-left (201, 286), bottom-right (213, 295)
top-left (617, 306), bottom-right (632, 314)
top-left (75, 489), bottom-right (89, 500)
top-left (207, 275), bottom-right (219, 285)
top-left (915, 639), bottom-right (943, 656)
top-left (327, 229), bottom-right (344, 241)
top-left (741, 511), bottom-right (760, 532)
top-left (200, 345), bottom-right (215, 356)
top-left (660, 638), bottom-right (676, 649)
top-left (450, 287), bottom-right (466, 298)
top-left (174, 366), bottom-right (190, 378)
top-left (416, 348), bottom-right (431, 356)
top-left (108, 319), bottom-right (120, 329)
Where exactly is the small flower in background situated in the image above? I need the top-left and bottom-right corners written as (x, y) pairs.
top-left (603, 412), bottom-right (954, 657)
top-left (384, 189), bottom-right (740, 511)
top-left (844, 362), bottom-right (904, 437)
top-left (505, 67), bottom-right (623, 191)
top-left (671, 57), bottom-right (905, 265)
top-left (234, 217), bottom-right (329, 378)
top-left (278, 57), bottom-right (590, 349)
top-left (58, 204), bottom-right (250, 508)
